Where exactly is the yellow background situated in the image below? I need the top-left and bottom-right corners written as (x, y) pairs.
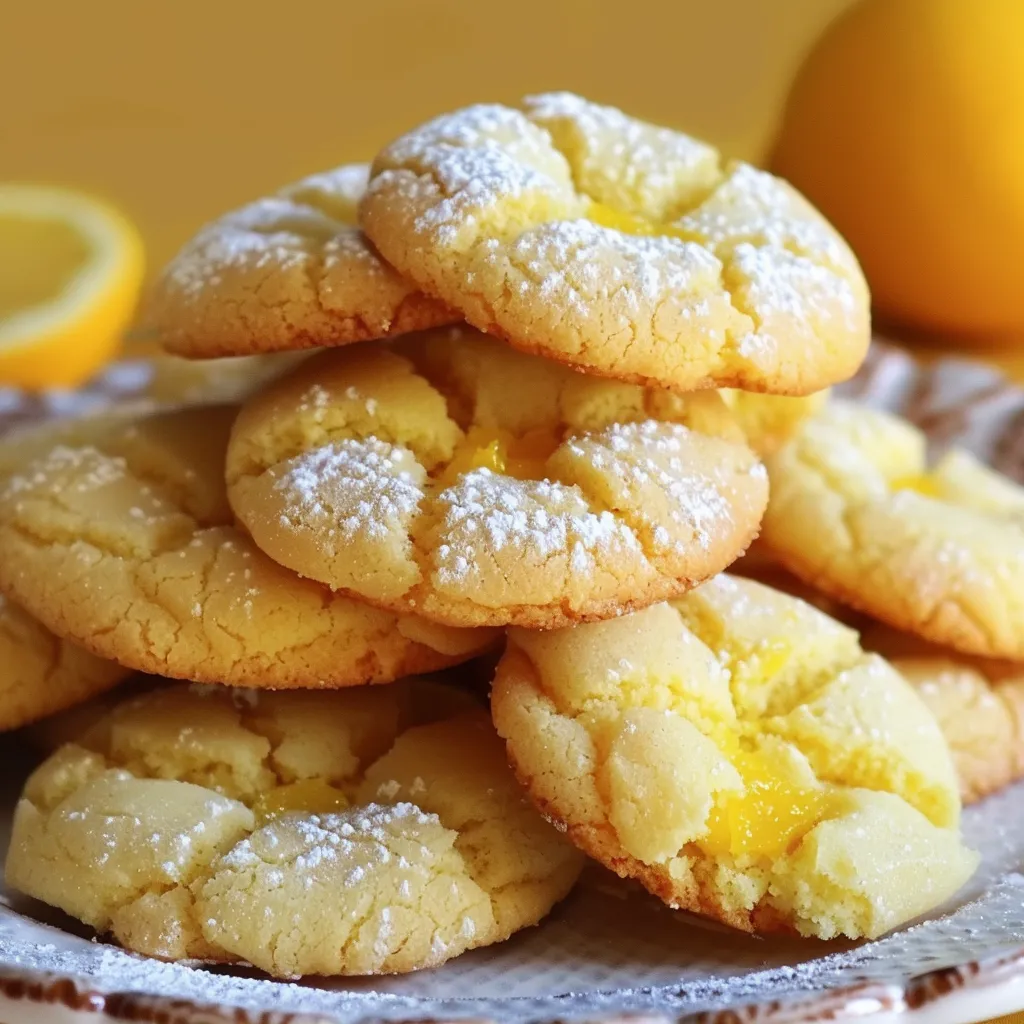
top-left (1, 0), bottom-right (854, 270)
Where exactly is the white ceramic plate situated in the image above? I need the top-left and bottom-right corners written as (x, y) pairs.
top-left (2, 342), bottom-right (1024, 1024)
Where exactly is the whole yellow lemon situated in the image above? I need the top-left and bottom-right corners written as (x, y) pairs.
top-left (772, 0), bottom-right (1024, 343)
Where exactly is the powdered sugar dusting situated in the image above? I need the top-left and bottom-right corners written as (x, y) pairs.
top-left (569, 421), bottom-right (739, 552)
top-left (280, 163), bottom-right (370, 211)
top-left (728, 242), bottom-right (860, 370)
top-left (365, 93), bottom-right (866, 392)
top-left (162, 163), bottom-right (376, 303)
top-left (674, 162), bottom-right (855, 271)
top-left (497, 218), bottom-right (725, 322)
top-left (380, 103), bottom-right (557, 176)
top-left (523, 91), bottom-right (720, 215)
top-left (371, 103), bottom-right (577, 247)
top-left (276, 437), bottom-right (424, 542)
top-left (432, 467), bottom-right (642, 586)
top-left (3, 445), bottom-right (127, 500)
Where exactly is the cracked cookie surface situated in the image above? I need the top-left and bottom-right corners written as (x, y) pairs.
top-left (226, 325), bottom-right (768, 629)
top-left (0, 404), bottom-right (495, 686)
top-left (0, 416), bottom-right (141, 730)
top-left (735, 553), bottom-right (1024, 805)
top-left (862, 623), bottom-right (1024, 805)
top-left (361, 93), bottom-right (869, 396)
top-left (491, 574), bottom-right (976, 939)
top-left (762, 401), bottom-right (1024, 658)
top-left (5, 679), bottom-right (582, 976)
top-left (145, 163), bottom-right (456, 359)
top-left (0, 594), bottom-right (129, 731)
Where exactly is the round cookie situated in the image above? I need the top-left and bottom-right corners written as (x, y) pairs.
top-left (6, 679), bottom-right (582, 976)
top-left (762, 400), bottom-right (1024, 659)
top-left (226, 325), bottom-right (768, 629)
top-left (733, 551), bottom-right (1024, 803)
top-left (0, 404), bottom-right (496, 686)
top-left (361, 93), bottom-right (870, 396)
top-left (0, 356), bottom-right (308, 729)
top-left (0, 594), bottom-right (130, 731)
top-left (492, 574), bottom-right (977, 940)
top-left (861, 623), bottom-right (1024, 806)
top-left (0, 413), bottom-right (148, 731)
top-left (145, 163), bottom-right (456, 359)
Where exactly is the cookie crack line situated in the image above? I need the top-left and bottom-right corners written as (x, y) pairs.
top-left (494, 574), bottom-right (974, 940)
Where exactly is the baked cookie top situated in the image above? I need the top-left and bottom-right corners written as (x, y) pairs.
top-left (226, 326), bottom-right (768, 629)
top-left (0, 405), bottom-right (495, 686)
top-left (145, 164), bottom-right (455, 359)
top-left (361, 93), bottom-right (870, 396)
top-left (492, 574), bottom-right (976, 940)
top-left (0, 413), bottom-right (140, 731)
top-left (735, 551), bottom-right (1024, 806)
top-left (6, 680), bottom-right (582, 977)
top-left (762, 401), bottom-right (1024, 659)
top-left (862, 623), bottom-right (1024, 806)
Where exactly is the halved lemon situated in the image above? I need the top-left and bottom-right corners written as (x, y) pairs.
top-left (0, 184), bottom-right (144, 389)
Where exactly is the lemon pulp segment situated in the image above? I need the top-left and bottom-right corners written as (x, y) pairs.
top-left (0, 213), bottom-right (91, 321)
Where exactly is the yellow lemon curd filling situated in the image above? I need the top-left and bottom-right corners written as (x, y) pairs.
top-left (698, 747), bottom-right (835, 859)
top-left (891, 472), bottom-right (944, 497)
top-left (438, 426), bottom-right (561, 485)
top-left (252, 777), bottom-right (350, 824)
top-left (585, 201), bottom-right (691, 242)
top-left (652, 632), bottom-right (839, 862)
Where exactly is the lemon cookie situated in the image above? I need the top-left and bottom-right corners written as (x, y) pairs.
top-left (0, 357), bottom-right (303, 730)
top-left (6, 680), bottom-right (582, 977)
top-left (860, 623), bottom-right (1024, 805)
top-left (226, 325), bottom-right (768, 629)
top-left (0, 414), bottom-right (146, 731)
top-left (361, 93), bottom-right (869, 396)
top-left (0, 404), bottom-right (495, 686)
top-left (0, 595), bottom-right (130, 731)
top-left (146, 164), bottom-right (455, 359)
top-left (732, 553), bottom-right (1024, 803)
top-left (762, 401), bottom-right (1024, 659)
top-left (492, 574), bottom-right (977, 939)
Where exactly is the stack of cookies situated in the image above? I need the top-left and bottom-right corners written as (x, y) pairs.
top-left (4, 93), bottom-right (1013, 979)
